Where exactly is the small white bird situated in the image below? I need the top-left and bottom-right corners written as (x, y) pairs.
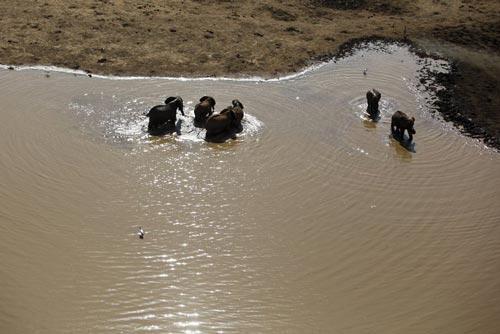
top-left (363, 68), bottom-right (367, 76)
top-left (138, 227), bottom-right (145, 239)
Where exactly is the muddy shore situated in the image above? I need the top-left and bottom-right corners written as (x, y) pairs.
top-left (1, 0), bottom-right (499, 148)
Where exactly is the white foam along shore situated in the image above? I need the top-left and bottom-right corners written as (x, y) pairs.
top-left (0, 60), bottom-right (332, 83)
top-left (0, 42), bottom-right (440, 82)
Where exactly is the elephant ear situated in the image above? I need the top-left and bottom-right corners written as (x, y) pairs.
top-left (164, 96), bottom-right (177, 104)
top-left (411, 117), bottom-right (415, 124)
top-left (230, 110), bottom-right (236, 119)
top-left (366, 90), bottom-right (373, 100)
top-left (232, 99), bottom-right (243, 109)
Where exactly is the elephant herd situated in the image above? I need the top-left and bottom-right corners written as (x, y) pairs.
top-left (366, 89), bottom-right (416, 142)
top-left (145, 96), bottom-right (244, 142)
top-left (144, 89), bottom-right (416, 144)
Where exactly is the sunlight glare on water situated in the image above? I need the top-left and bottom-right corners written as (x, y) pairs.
top-left (0, 43), bottom-right (499, 333)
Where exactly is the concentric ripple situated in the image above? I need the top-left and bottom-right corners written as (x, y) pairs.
top-left (1, 44), bottom-right (499, 334)
top-left (69, 94), bottom-right (264, 149)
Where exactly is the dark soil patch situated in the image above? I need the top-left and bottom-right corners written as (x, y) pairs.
top-left (430, 61), bottom-right (500, 150)
top-left (314, 0), bottom-right (408, 14)
top-left (432, 22), bottom-right (500, 54)
top-left (263, 5), bottom-right (296, 21)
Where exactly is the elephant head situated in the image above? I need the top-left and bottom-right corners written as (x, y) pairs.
top-left (230, 99), bottom-right (244, 132)
top-left (231, 99), bottom-right (244, 110)
top-left (164, 96), bottom-right (184, 116)
top-left (391, 110), bottom-right (416, 142)
top-left (200, 96), bottom-right (216, 110)
top-left (366, 89), bottom-right (381, 119)
top-left (194, 96), bottom-right (216, 126)
top-left (146, 96), bottom-right (184, 133)
top-left (231, 99), bottom-right (244, 117)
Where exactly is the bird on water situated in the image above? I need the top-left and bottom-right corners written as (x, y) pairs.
top-left (138, 227), bottom-right (145, 239)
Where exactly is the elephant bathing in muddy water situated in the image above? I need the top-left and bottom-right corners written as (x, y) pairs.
top-left (391, 110), bottom-right (416, 142)
top-left (205, 100), bottom-right (244, 142)
top-left (194, 96), bottom-right (216, 127)
top-left (220, 100), bottom-right (244, 132)
top-left (366, 89), bottom-right (381, 120)
top-left (145, 96), bottom-right (184, 134)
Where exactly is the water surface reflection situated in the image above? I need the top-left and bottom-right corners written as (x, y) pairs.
top-left (1, 44), bottom-right (499, 333)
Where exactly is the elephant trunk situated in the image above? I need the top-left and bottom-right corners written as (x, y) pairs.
top-left (174, 97), bottom-right (184, 116)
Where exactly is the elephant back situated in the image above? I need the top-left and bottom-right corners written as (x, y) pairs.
top-left (392, 110), bottom-right (407, 123)
top-left (147, 104), bottom-right (168, 117)
top-left (194, 100), bottom-right (211, 120)
top-left (392, 111), bottom-right (415, 130)
top-left (205, 111), bottom-right (234, 136)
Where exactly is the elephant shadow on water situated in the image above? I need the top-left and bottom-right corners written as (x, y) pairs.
top-left (147, 119), bottom-right (183, 137)
top-left (205, 119), bottom-right (243, 143)
top-left (389, 137), bottom-right (413, 161)
top-left (390, 131), bottom-right (416, 153)
top-left (204, 126), bottom-right (241, 143)
top-left (362, 118), bottom-right (378, 129)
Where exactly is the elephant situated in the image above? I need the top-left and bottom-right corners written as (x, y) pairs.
top-left (391, 110), bottom-right (416, 142)
top-left (205, 100), bottom-right (244, 141)
top-left (145, 96), bottom-right (184, 133)
top-left (366, 89), bottom-right (381, 120)
top-left (220, 99), bottom-right (244, 133)
top-left (194, 96), bottom-right (216, 127)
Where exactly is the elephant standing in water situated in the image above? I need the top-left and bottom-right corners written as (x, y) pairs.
top-left (145, 96), bottom-right (184, 134)
top-left (366, 89), bottom-right (381, 120)
top-left (194, 96), bottom-right (216, 127)
top-left (220, 100), bottom-right (244, 133)
top-left (205, 99), bottom-right (244, 141)
top-left (391, 110), bottom-right (416, 141)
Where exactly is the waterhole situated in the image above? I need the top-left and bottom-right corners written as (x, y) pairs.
top-left (1, 44), bottom-right (499, 333)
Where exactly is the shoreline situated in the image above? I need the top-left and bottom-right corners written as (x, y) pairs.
top-left (1, 1), bottom-right (498, 77)
top-left (0, 61), bottom-right (329, 82)
top-left (3, 36), bottom-right (499, 151)
top-left (1, 0), bottom-right (498, 149)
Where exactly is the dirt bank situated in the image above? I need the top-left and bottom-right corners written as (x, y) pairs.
top-left (430, 56), bottom-right (500, 150)
top-left (1, 0), bottom-right (498, 77)
top-left (1, 0), bottom-right (499, 147)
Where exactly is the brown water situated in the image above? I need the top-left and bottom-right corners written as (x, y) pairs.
top-left (1, 45), bottom-right (499, 333)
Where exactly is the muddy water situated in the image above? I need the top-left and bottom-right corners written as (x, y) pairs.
top-left (1, 45), bottom-right (499, 333)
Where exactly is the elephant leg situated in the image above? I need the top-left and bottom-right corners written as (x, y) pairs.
top-left (148, 118), bottom-right (160, 131)
top-left (394, 127), bottom-right (401, 139)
